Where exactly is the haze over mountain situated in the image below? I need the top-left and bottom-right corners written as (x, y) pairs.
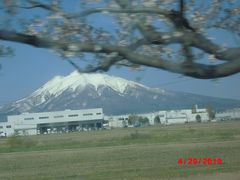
top-left (0, 71), bottom-right (239, 121)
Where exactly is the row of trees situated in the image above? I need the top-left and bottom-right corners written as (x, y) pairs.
top-left (128, 115), bottom-right (150, 127)
top-left (127, 115), bottom-right (163, 126)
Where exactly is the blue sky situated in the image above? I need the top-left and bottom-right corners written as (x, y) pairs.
top-left (0, 0), bottom-right (240, 105)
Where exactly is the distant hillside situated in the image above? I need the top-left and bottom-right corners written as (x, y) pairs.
top-left (0, 71), bottom-right (239, 121)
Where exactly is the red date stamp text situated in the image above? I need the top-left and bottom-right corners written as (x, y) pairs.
top-left (178, 157), bottom-right (223, 165)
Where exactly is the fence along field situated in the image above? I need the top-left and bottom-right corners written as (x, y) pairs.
top-left (0, 121), bottom-right (240, 180)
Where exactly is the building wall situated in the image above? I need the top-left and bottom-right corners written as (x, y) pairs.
top-left (141, 108), bottom-right (209, 125)
top-left (0, 122), bottom-right (14, 137)
top-left (216, 108), bottom-right (240, 120)
top-left (105, 107), bottom-right (210, 127)
top-left (106, 115), bottom-right (129, 128)
top-left (8, 108), bottom-right (103, 124)
top-left (0, 108), bottom-right (104, 137)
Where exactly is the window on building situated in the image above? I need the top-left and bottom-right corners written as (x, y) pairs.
top-left (24, 117), bottom-right (34, 120)
top-left (39, 116), bottom-right (49, 119)
top-left (0, 126), bottom-right (3, 129)
top-left (96, 112), bottom-right (102, 115)
top-left (54, 115), bottom-right (64, 118)
top-left (83, 113), bottom-right (93, 116)
top-left (68, 114), bottom-right (78, 117)
top-left (6, 125), bottom-right (11, 128)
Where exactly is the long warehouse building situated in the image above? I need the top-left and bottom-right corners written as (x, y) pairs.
top-left (0, 108), bottom-right (104, 137)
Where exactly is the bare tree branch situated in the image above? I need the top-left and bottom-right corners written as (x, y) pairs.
top-left (76, 5), bottom-right (240, 62)
top-left (27, 0), bottom-right (58, 11)
top-left (0, 29), bottom-right (240, 79)
top-left (68, 56), bottom-right (124, 73)
top-left (134, 24), bottom-right (240, 62)
top-left (78, 7), bottom-right (169, 17)
top-left (1, 0), bottom-right (240, 79)
top-left (16, 0), bottom-right (72, 19)
top-left (0, 30), bottom-right (52, 48)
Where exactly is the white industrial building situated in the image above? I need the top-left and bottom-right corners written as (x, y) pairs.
top-left (0, 108), bottom-right (104, 137)
top-left (140, 106), bottom-right (209, 125)
top-left (0, 106), bottom-right (211, 136)
top-left (107, 106), bottom-right (210, 128)
top-left (215, 108), bottom-right (240, 121)
top-left (105, 115), bottom-right (129, 128)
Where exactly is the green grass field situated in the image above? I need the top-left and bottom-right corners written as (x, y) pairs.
top-left (0, 121), bottom-right (240, 180)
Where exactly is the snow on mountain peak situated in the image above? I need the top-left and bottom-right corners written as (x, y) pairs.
top-left (32, 71), bottom-right (147, 98)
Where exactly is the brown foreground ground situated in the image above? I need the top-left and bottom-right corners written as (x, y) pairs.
top-left (0, 121), bottom-right (240, 179)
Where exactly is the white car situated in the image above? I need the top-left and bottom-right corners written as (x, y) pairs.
top-left (0, 132), bottom-right (6, 137)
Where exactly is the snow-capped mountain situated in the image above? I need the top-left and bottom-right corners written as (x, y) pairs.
top-left (32, 71), bottom-right (148, 99)
top-left (15, 71), bottom-right (149, 108)
top-left (0, 71), bottom-right (239, 121)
